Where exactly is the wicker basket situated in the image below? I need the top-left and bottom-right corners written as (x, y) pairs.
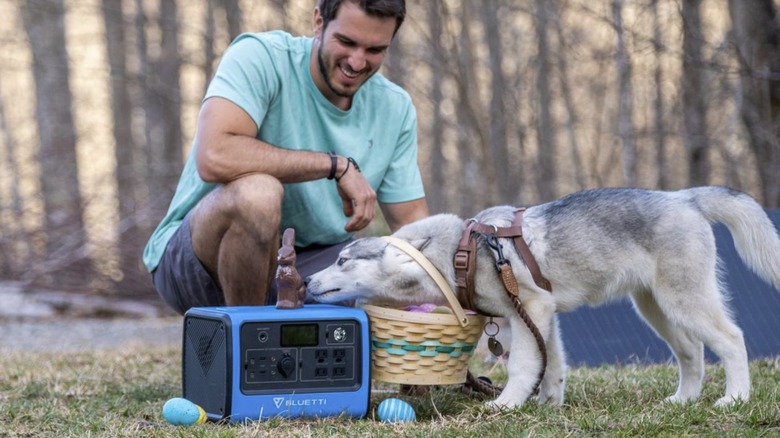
top-left (363, 304), bottom-right (485, 385)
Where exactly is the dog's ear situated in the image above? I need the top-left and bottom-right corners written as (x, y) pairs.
top-left (408, 237), bottom-right (432, 252)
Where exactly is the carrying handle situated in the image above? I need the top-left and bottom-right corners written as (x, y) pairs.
top-left (382, 236), bottom-right (470, 327)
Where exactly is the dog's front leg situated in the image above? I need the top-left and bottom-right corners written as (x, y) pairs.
top-left (488, 298), bottom-right (555, 409)
top-left (536, 315), bottom-right (566, 405)
top-left (488, 315), bottom-right (543, 409)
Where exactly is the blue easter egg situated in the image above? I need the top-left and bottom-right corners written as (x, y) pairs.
top-left (162, 397), bottom-right (207, 426)
top-left (377, 398), bottom-right (416, 423)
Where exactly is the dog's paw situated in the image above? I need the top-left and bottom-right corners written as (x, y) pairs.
top-left (485, 395), bottom-right (524, 411)
top-left (662, 395), bottom-right (691, 404)
top-left (534, 391), bottom-right (564, 406)
top-left (714, 394), bottom-right (748, 408)
top-left (484, 400), bottom-right (510, 412)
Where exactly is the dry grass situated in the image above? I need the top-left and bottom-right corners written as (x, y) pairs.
top-left (1, 345), bottom-right (779, 437)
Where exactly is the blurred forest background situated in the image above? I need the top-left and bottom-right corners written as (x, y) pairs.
top-left (0, 0), bottom-right (778, 300)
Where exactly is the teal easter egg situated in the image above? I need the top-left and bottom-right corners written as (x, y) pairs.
top-left (162, 397), bottom-right (207, 426)
top-left (377, 398), bottom-right (416, 423)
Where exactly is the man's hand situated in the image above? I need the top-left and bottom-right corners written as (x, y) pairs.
top-left (335, 158), bottom-right (376, 232)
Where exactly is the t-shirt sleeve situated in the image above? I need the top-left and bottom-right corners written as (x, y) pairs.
top-left (376, 101), bottom-right (425, 203)
top-left (204, 35), bottom-right (279, 130)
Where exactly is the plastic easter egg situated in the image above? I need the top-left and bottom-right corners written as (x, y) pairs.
top-left (377, 398), bottom-right (416, 423)
top-left (432, 306), bottom-right (453, 314)
top-left (162, 397), bottom-right (207, 426)
top-left (404, 303), bottom-right (437, 313)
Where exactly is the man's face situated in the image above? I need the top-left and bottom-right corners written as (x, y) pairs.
top-left (311, 2), bottom-right (397, 107)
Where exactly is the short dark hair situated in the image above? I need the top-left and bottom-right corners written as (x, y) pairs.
top-left (318, 0), bottom-right (406, 36)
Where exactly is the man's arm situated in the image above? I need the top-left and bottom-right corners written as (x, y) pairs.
top-left (195, 96), bottom-right (378, 231)
top-left (195, 97), bottom-right (336, 183)
top-left (380, 198), bottom-right (430, 232)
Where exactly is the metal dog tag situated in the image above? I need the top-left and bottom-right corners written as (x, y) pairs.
top-left (488, 336), bottom-right (504, 357)
top-left (484, 318), bottom-right (504, 357)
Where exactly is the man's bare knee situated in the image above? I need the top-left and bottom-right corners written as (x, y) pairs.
top-left (225, 174), bottom-right (283, 215)
top-left (191, 174), bottom-right (283, 272)
top-left (207, 175), bottom-right (284, 237)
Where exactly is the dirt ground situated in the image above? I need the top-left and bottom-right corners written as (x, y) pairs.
top-left (0, 281), bottom-right (182, 352)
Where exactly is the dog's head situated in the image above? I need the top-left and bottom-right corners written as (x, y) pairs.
top-left (305, 214), bottom-right (464, 307)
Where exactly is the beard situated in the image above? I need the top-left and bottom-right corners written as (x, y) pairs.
top-left (317, 43), bottom-right (373, 99)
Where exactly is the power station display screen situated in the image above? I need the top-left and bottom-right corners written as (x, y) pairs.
top-left (280, 323), bottom-right (318, 347)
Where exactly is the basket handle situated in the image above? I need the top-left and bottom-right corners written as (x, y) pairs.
top-left (382, 236), bottom-right (470, 327)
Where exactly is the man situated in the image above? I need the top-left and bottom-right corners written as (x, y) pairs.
top-left (143, 0), bottom-right (428, 315)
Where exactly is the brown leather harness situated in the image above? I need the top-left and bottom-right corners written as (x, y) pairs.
top-left (454, 208), bottom-right (552, 398)
top-left (455, 208), bottom-right (551, 310)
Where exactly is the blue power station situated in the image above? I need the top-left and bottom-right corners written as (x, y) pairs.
top-left (182, 305), bottom-right (371, 422)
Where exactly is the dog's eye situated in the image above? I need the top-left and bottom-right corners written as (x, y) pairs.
top-left (337, 257), bottom-right (347, 266)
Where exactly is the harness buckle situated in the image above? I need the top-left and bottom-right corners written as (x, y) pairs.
top-left (454, 251), bottom-right (469, 270)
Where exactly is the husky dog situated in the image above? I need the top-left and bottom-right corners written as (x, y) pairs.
top-left (306, 187), bottom-right (780, 408)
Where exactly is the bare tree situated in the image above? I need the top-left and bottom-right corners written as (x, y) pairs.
top-left (682, 0), bottom-right (710, 186)
top-left (651, 0), bottom-right (669, 189)
top-left (424, 1), bottom-right (447, 214)
top-left (134, 0), bottom-right (154, 189)
top-left (613, 0), bottom-right (636, 186)
top-left (136, 0), bottom-right (183, 213)
top-left (204, 0), bottom-right (243, 89)
top-left (21, 0), bottom-right (92, 288)
top-left (269, 0), bottom-right (289, 31)
top-left (0, 85), bottom-right (25, 276)
top-left (728, 0), bottom-right (780, 207)
top-left (103, 0), bottom-right (150, 293)
top-left (553, 0), bottom-right (587, 190)
top-left (157, 0), bottom-right (183, 193)
top-left (451, 1), bottom-right (496, 211)
top-left (534, 0), bottom-right (557, 201)
top-left (222, 0), bottom-right (243, 39)
top-left (481, 0), bottom-right (514, 204)
top-left (204, 0), bottom-right (217, 89)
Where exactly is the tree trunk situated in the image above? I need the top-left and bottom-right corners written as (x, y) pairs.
top-left (0, 86), bottom-right (25, 276)
top-left (270, 0), bottom-right (288, 31)
top-left (222, 0), bottom-right (243, 40)
top-left (651, 0), bottom-right (669, 189)
top-left (158, 0), bottom-right (183, 193)
top-left (103, 0), bottom-right (150, 294)
top-left (535, 0), bottom-right (557, 201)
top-left (728, 0), bottom-right (780, 207)
top-left (135, 0), bottom-right (155, 193)
top-left (452, 1), bottom-right (496, 210)
top-left (204, 0), bottom-right (216, 91)
top-left (480, 0), bottom-right (514, 204)
top-left (682, 0), bottom-right (710, 186)
top-left (613, 0), bottom-right (636, 186)
top-left (21, 0), bottom-right (92, 288)
top-left (136, 0), bottom-right (183, 213)
top-left (424, 1), bottom-right (446, 214)
top-left (553, 0), bottom-right (587, 190)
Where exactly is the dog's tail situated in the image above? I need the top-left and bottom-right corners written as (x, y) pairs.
top-left (686, 186), bottom-right (780, 292)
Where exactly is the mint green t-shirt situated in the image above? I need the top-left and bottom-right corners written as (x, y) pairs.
top-left (142, 31), bottom-right (425, 272)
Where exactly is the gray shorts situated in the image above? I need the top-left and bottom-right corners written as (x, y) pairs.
top-left (151, 212), bottom-right (352, 315)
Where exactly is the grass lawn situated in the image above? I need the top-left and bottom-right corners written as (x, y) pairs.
top-left (1, 345), bottom-right (778, 437)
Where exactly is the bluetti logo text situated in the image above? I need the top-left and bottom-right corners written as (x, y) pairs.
top-left (273, 397), bottom-right (327, 408)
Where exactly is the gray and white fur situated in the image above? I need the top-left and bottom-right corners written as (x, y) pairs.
top-left (306, 187), bottom-right (780, 409)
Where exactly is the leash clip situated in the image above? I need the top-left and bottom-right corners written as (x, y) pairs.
top-left (482, 233), bottom-right (509, 272)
